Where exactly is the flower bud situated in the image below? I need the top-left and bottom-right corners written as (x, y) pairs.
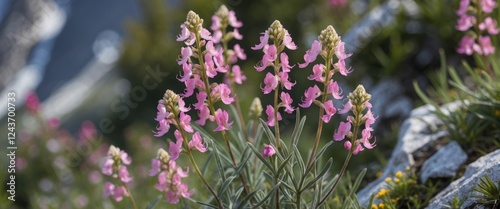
top-left (268, 20), bottom-right (285, 42)
top-left (185, 11), bottom-right (204, 33)
top-left (249, 97), bottom-right (263, 119)
top-left (108, 145), bottom-right (121, 159)
top-left (157, 148), bottom-right (170, 164)
top-left (262, 145), bottom-right (276, 157)
top-left (215, 5), bottom-right (229, 27)
top-left (348, 85), bottom-right (371, 108)
top-left (319, 25), bottom-right (340, 52)
top-left (160, 90), bottom-right (181, 113)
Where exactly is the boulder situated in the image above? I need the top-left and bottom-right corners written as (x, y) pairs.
top-left (420, 141), bottom-right (467, 183)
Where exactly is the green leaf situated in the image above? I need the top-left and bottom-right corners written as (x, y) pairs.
top-left (251, 182), bottom-right (282, 209)
top-left (300, 158), bottom-right (333, 193)
top-left (247, 143), bottom-right (274, 173)
top-left (349, 168), bottom-right (367, 196)
top-left (145, 195), bottom-right (162, 209)
top-left (211, 140), bottom-right (227, 181)
top-left (259, 119), bottom-right (277, 146)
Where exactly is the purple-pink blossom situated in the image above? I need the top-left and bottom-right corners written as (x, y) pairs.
top-left (252, 32), bottom-right (269, 50)
top-left (322, 100), bottom-right (336, 123)
top-left (457, 35), bottom-right (476, 55)
top-left (299, 85), bottom-right (322, 108)
top-left (479, 17), bottom-right (500, 35)
top-left (481, 0), bottom-right (497, 13)
top-left (477, 36), bottom-right (495, 55)
top-left (262, 145), bottom-right (276, 157)
top-left (327, 81), bottom-right (343, 99)
top-left (308, 64), bottom-right (325, 82)
top-left (456, 15), bottom-right (476, 31)
top-left (280, 92), bottom-right (295, 114)
top-left (333, 121), bottom-right (351, 141)
top-left (456, 0), bottom-right (470, 15)
top-left (170, 130), bottom-right (184, 161)
top-left (25, 92), bottom-right (40, 113)
top-left (178, 113), bottom-right (194, 133)
top-left (265, 105), bottom-right (282, 127)
top-left (214, 109), bottom-right (233, 131)
top-left (212, 83), bottom-right (235, 105)
top-left (188, 132), bottom-right (207, 153)
top-left (231, 65), bottom-right (247, 84)
top-left (261, 73), bottom-right (279, 94)
top-left (299, 40), bottom-right (321, 68)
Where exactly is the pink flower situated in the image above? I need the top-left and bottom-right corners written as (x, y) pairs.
top-left (335, 59), bottom-right (352, 76)
top-left (327, 81), bottom-right (343, 99)
top-left (479, 17), bottom-right (500, 35)
top-left (456, 15), bottom-right (476, 31)
top-left (178, 98), bottom-right (190, 113)
top-left (178, 183), bottom-right (194, 198)
top-left (308, 64), bottom-right (325, 82)
top-left (113, 186), bottom-right (129, 202)
top-left (280, 53), bottom-right (294, 73)
top-left (299, 85), bottom-right (322, 108)
top-left (477, 36), bottom-right (495, 55)
top-left (170, 130), bottom-right (184, 161)
top-left (255, 45), bottom-right (278, 72)
top-left (335, 41), bottom-right (351, 60)
top-left (101, 158), bottom-right (114, 176)
top-left (194, 92), bottom-right (207, 110)
top-left (188, 132), bottom-right (207, 153)
top-left (25, 91), bottom-right (40, 113)
top-left (265, 105), bottom-right (282, 127)
top-left (214, 109), bottom-right (233, 131)
top-left (283, 31), bottom-right (298, 50)
top-left (150, 159), bottom-right (161, 176)
top-left (322, 100), bottom-right (336, 123)
top-left (232, 65), bottom-right (247, 84)
top-left (234, 44), bottom-right (247, 60)
top-left (155, 119), bottom-right (170, 137)
top-left (299, 40), bottom-right (322, 68)
top-left (261, 73), bottom-right (279, 94)
top-left (481, 0), bottom-right (497, 13)
top-left (47, 117), bottom-right (60, 130)
top-left (228, 10), bottom-right (243, 28)
top-left (262, 145), bottom-right (276, 157)
top-left (79, 121), bottom-right (96, 141)
top-left (333, 121), bottom-right (351, 141)
top-left (343, 141), bottom-right (364, 154)
top-left (457, 35), bottom-right (476, 55)
top-left (456, 0), bottom-right (469, 15)
top-left (182, 78), bottom-right (196, 97)
top-left (206, 41), bottom-right (222, 57)
top-left (212, 84), bottom-right (235, 104)
top-left (280, 92), bottom-right (294, 114)
top-left (252, 32), bottom-right (269, 50)
top-left (179, 113), bottom-right (194, 133)
top-left (119, 166), bottom-right (132, 183)
top-left (178, 63), bottom-right (192, 82)
top-left (233, 28), bottom-right (243, 40)
top-left (361, 129), bottom-right (376, 149)
top-left (178, 47), bottom-right (192, 65)
top-left (120, 151), bottom-right (132, 165)
top-left (338, 101), bottom-right (352, 114)
top-left (176, 24), bottom-right (190, 42)
top-left (104, 182), bottom-right (115, 198)
top-left (196, 106), bottom-right (212, 126)
top-left (201, 28), bottom-right (213, 41)
top-left (211, 15), bottom-right (221, 31)
top-left (279, 72), bottom-right (295, 90)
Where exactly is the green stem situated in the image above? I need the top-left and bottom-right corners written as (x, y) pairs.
top-left (123, 184), bottom-right (139, 209)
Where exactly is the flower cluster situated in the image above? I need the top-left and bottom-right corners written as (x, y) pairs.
top-left (102, 145), bottom-right (133, 201)
top-left (150, 148), bottom-right (193, 204)
top-left (333, 85), bottom-right (376, 154)
top-left (252, 20), bottom-right (297, 126)
top-left (299, 25), bottom-right (350, 123)
top-left (176, 10), bottom-right (235, 131)
top-left (456, 0), bottom-right (498, 55)
top-left (371, 168), bottom-right (415, 209)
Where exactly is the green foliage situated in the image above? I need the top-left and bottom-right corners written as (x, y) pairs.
top-left (472, 174), bottom-right (500, 208)
top-left (442, 195), bottom-right (464, 209)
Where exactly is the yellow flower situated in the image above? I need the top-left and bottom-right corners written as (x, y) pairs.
top-left (376, 189), bottom-right (390, 198)
top-left (385, 177), bottom-right (392, 183)
top-left (396, 171), bottom-right (403, 178)
top-left (378, 203), bottom-right (385, 209)
top-left (394, 178), bottom-right (400, 183)
top-left (371, 204), bottom-right (379, 209)
top-left (376, 171), bottom-right (382, 178)
top-left (405, 166), bottom-right (410, 171)
top-left (391, 198), bottom-right (399, 204)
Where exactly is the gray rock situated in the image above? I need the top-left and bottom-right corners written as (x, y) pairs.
top-left (357, 104), bottom-right (450, 205)
top-left (420, 141), bottom-right (467, 183)
top-left (427, 149), bottom-right (500, 209)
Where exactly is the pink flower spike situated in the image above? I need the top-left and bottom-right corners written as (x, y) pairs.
top-left (322, 100), bottom-right (336, 123)
top-left (333, 121), bottom-right (351, 141)
top-left (299, 40), bottom-right (321, 68)
top-left (233, 28), bottom-right (243, 40)
top-left (234, 44), bottom-right (247, 60)
top-left (299, 85), bottom-right (322, 108)
top-left (479, 17), bottom-right (500, 35)
top-left (252, 32), bottom-right (269, 50)
top-left (262, 145), bottom-right (276, 157)
top-left (214, 109), bottom-right (233, 131)
top-left (328, 81), bottom-right (343, 99)
top-left (457, 36), bottom-right (475, 55)
top-left (336, 59), bottom-right (352, 76)
top-left (481, 0), bottom-right (497, 13)
top-left (179, 113), bottom-right (194, 133)
top-left (178, 47), bottom-right (192, 65)
top-left (176, 24), bottom-right (190, 41)
top-left (456, 0), bottom-right (469, 15)
top-left (150, 159), bottom-right (161, 176)
top-left (280, 92), bottom-right (295, 114)
top-left (265, 105), bottom-right (282, 127)
top-left (308, 64), bottom-right (325, 82)
top-left (338, 101), bottom-right (352, 114)
top-left (456, 15), bottom-right (476, 31)
top-left (478, 36), bottom-right (495, 55)
top-left (178, 63), bottom-right (192, 82)
top-left (196, 106), bottom-right (211, 126)
top-left (232, 65), bottom-right (247, 84)
top-left (102, 158), bottom-right (114, 176)
top-left (194, 92), bottom-right (207, 110)
top-left (283, 31), bottom-right (297, 50)
top-left (228, 10), bottom-right (243, 28)
top-left (261, 73), bottom-right (279, 94)
top-left (188, 132), bottom-right (207, 153)
top-left (335, 41), bottom-right (352, 60)
top-left (119, 166), bottom-right (133, 183)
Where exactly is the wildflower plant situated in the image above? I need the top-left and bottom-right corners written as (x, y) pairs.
top-left (101, 5), bottom-right (377, 208)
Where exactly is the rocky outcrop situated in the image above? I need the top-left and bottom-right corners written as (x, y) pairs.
top-left (420, 141), bottom-right (467, 183)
